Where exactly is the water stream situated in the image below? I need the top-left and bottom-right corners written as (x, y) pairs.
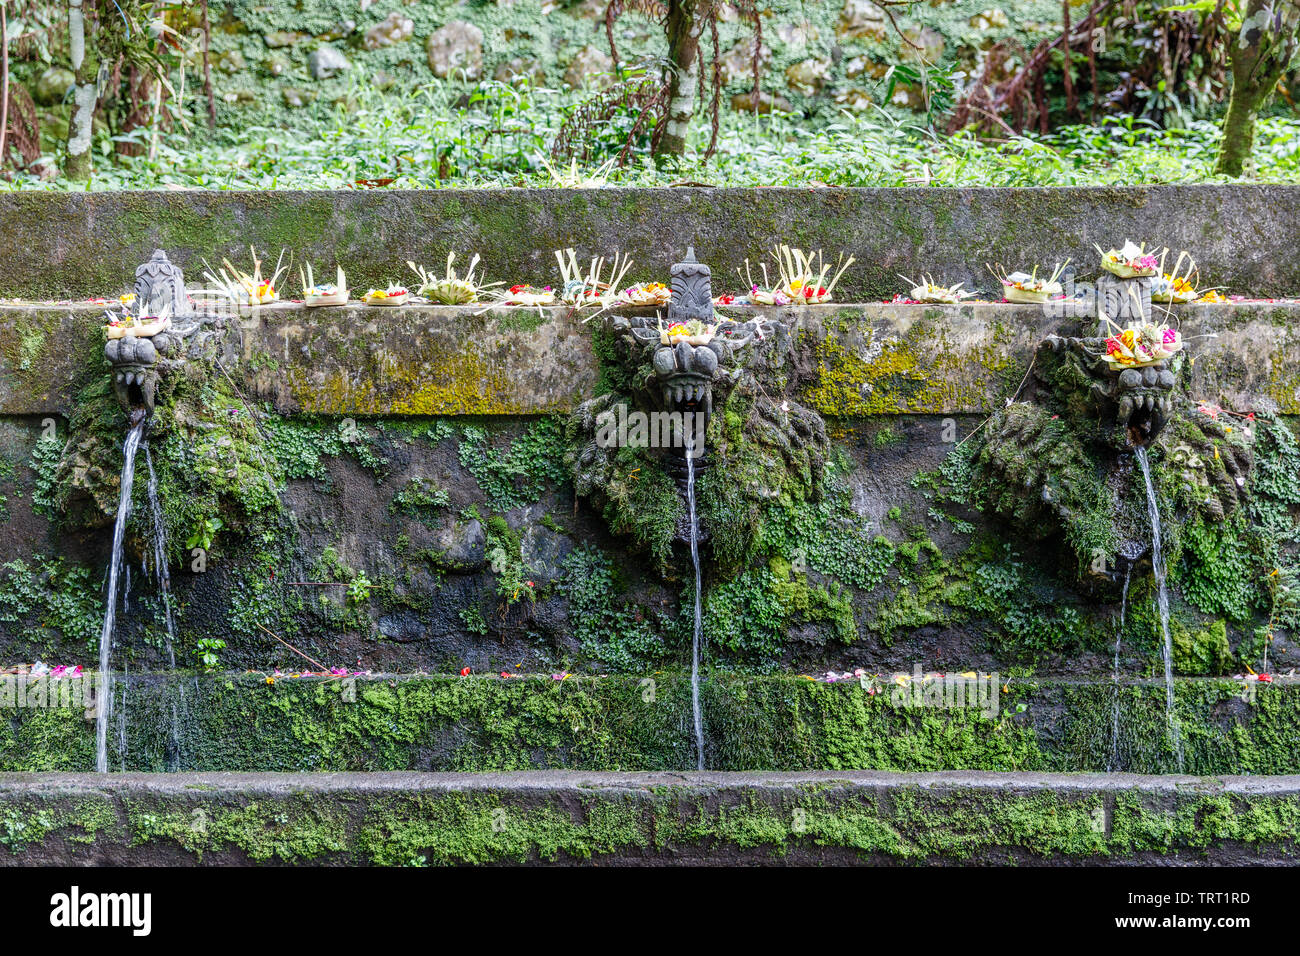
top-left (684, 436), bottom-right (705, 772)
top-left (1108, 566), bottom-right (1131, 772)
top-left (96, 415), bottom-right (147, 774)
top-left (144, 446), bottom-right (177, 670)
top-left (1135, 446), bottom-right (1185, 772)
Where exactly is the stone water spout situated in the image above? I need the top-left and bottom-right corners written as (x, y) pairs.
top-left (979, 268), bottom-right (1252, 588)
top-left (1040, 333), bottom-right (1177, 445)
top-left (104, 250), bottom-right (242, 415)
top-left (567, 245), bottom-right (829, 574)
top-left (626, 247), bottom-right (766, 429)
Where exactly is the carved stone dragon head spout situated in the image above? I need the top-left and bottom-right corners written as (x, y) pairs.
top-left (625, 247), bottom-right (766, 427)
top-left (104, 250), bottom-right (242, 416)
top-left (1040, 333), bottom-right (1179, 446)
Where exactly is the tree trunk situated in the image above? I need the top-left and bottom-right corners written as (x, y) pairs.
top-left (1213, 0), bottom-right (1300, 177)
top-left (656, 0), bottom-right (701, 157)
top-left (65, 0), bottom-right (97, 181)
top-left (1215, 80), bottom-right (1261, 177)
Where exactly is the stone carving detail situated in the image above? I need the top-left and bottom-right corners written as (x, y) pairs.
top-left (133, 249), bottom-right (189, 318)
top-left (1096, 273), bottom-right (1152, 324)
top-left (667, 246), bottom-right (713, 325)
top-left (106, 251), bottom-right (242, 414)
top-left (1041, 334), bottom-right (1177, 444)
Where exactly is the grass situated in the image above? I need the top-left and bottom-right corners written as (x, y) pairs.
top-left (4, 76), bottom-right (1299, 192)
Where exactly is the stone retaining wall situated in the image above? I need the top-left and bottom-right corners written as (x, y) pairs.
top-left (2, 186), bottom-right (1299, 300)
top-left (1, 300), bottom-right (1296, 416)
top-left (1, 770), bottom-right (1295, 865)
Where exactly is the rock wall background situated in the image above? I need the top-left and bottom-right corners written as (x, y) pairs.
top-left (21, 0), bottom-right (1068, 145)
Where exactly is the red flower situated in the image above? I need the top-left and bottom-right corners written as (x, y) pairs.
top-left (499, 671), bottom-right (510, 679)
top-left (509, 284), bottom-right (526, 294)
top-left (1259, 673), bottom-right (1273, 683)
top-left (459, 666), bottom-right (471, 676)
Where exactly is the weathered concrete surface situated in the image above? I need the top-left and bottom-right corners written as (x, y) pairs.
top-left (0, 300), bottom-right (1296, 416)
top-left (2, 186), bottom-right (1300, 300)
top-left (0, 770), bottom-right (1295, 865)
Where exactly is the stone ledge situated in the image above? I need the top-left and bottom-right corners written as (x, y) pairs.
top-left (0, 301), bottom-right (1296, 416)
top-left (4, 673), bottom-right (1295, 776)
top-left (3, 185), bottom-right (1300, 299)
top-left (0, 770), bottom-right (1295, 865)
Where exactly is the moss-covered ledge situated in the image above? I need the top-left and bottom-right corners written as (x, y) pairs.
top-left (4, 673), bottom-right (1297, 775)
top-left (3, 186), bottom-right (1300, 300)
top-left (2, 301), bottom-right (1298, 416)
top-left (0, 769), bottom-right (1296, 865)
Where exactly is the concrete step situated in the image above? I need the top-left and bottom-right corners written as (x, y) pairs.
top-left (0, 769), bottom-right (1295, 865)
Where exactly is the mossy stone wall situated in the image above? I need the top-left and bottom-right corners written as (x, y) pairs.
top-left (3, 186), bottom-right (1300, 300)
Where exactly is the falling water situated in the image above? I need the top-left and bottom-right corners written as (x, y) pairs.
top-left (96, 415), bottom-right (147, 773)
top-left (684, 436), bottom-right (706, 772)
top-left (1135, 446), bottom-right (1185, 772)
top-left (144, 447), bottom-right (177, 669)
top-left (1108, 566), bottom-right (1132, 772)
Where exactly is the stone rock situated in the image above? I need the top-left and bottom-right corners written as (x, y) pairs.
top-left (426, 21), bottom-right (484, 80)
top-left (309, 45), bottom-right (351, 80)
top-left (363, 12), bottom-right (414, 51)
top-left (834, 87), bottom-right (873, 112)
top-left (719, 38), bottom-right (770, 85)
top-left (902, 26), bottom-right (945, 63)
top-left (216, 50), bottom-right (246, 74)
top-left (785, 58), bottom-right (830, 95)
top-left (282, 87), bottom-right (318, 108)
top-left (494, 57), bottom-right (546, 86)
top-left (730, 91), bottom-right (794, 114)
top-left (970, 8), bottom-right (1009, 30)
top-left (223, 90), bottom-right (258, 105)
top-left (318, 19), bottom-right (356, 41)
top-left (563, 46), bottom-right (614, 89)
top-left (434, 518), bottom-right (487, 571)
top-left (565, 0), bottom-right (605, 19)
top-left (844, 55), bottom-right (888, 80)
top-left (264, 53), bottom-right (292, 77)
top-left (33, 67), bottom-right (75, 106)
top-left (837, 0), bottom-right (886, 40)
top-left (776, 21), bottom-right (818, 45)
top-left (265, 30), bottom-right (308, 48)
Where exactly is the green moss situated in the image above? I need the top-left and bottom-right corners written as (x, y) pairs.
top-left (388, 477), bottom-right (450, 525)
top-left (6, 671), bottom-right (1291, 776)
top-left (0, 556), bottom-right (103, 654)
top-left (559, 546), bottom-right (663, 670)
top-left (458, 418), bottom-right (569, 511)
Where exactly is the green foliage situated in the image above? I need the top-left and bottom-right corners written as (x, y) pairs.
top-left (459, 605), bottom-right (489, 636)
top-left (1178, 517), bottom-right (1260, 622)
top-left (559, 546), bottom-right (662, 670)
top-left (185, 516), bottom-right (225, 552)
top-left (485, 516), bottom-right (535, 608)
top-left (388, 478), bottom-right (451, 525)
top-left (1172, 620), bottom-right (1234, 676)
top-left (195, 638), bottom-right (227, 673)
top-left (347, 573), bottom-right (373, 606)
top-left (759, 460), bottom-right (896, 593)
top-left (262, 415), bottom-right (389, 483)
top-left (0, 557), bottom-right (103, 651)
top-left (262, 415), bottom-right (343, 482)
top-left (28, 432), bottom-right (62, 518)
top-left (1176, 420), bottom-right (1300, 655)
top-left (458, 419), bottom-right (568, 511)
